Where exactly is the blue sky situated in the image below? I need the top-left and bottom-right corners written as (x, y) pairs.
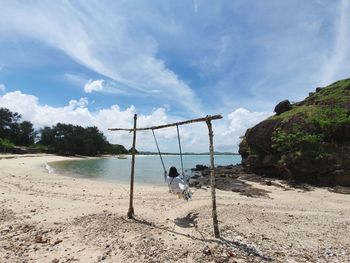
top-left (0, 0), bottom-right (350, 152)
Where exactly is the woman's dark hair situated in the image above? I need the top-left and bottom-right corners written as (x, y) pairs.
top-left (168, 166), bottom-right (179, 178)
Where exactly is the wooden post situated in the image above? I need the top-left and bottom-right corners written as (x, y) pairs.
top-left (127, 114), bottom-right (137, 219)
top-left (206, 119), bottom-right (220, 238)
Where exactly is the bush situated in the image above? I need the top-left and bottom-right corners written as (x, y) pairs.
top-left (28, 144), bottom-right (49, 152)
top-left (272, 126), bottom-right (323, 154)
top-left (310, 107), bottom-right (350, 140)
top-left (0, 138), bottom-right (15, 152)
top-left (271, 125), bottom-right (329, 172)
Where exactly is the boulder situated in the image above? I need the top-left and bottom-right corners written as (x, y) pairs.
top-left (193, 164), bottom-right (208, 171)
top-left (274, 100), bottom-right (292, 115)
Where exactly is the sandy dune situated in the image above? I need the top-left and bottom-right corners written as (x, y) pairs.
top-left (0, 155), bottom-right (349, 262)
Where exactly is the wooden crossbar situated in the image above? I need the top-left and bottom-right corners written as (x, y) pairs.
top-left (108, 114), bottom-right (222, 131)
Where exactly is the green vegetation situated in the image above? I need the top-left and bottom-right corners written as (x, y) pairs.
top-left (106, 144), bottom-right (128, 155)
top-left (27, 144), bottom-right (50, 152)
top-left (271, 106), bottom-right (350, 172)
top-left (240, 77), bottom-right (350, 185)
top-left (0, 107), bottom-right (127, 156)
top-left (311, 79), bottom-right (350, 105)
top-left (310, 108), bottom-right (350, 140)
top-left (270, 78), bottom-right (350, 122)
top-left (269, 105), bottom-right (317, 121)
top-left (0, 108), bottom-right (36, 146)
top-left (39, 123), bottom-right (120, 156)
top-left (272, 126), bottom-right (326, 171)
top-left (128, 147), bottom-right (139, 154)
top-left (272, 126), bottom-right (323, 154)
top-left (0, 138), bottom-right (15, 152)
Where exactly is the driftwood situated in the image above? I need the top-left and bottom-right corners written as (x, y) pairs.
top-left (109, 115), bottom-right (222, 131)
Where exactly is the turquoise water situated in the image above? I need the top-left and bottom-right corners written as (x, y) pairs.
top-left (50, 155), bottom-right (241, 185)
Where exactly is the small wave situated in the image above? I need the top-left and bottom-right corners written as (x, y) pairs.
top-left (45, 163), bottom-right (55, 174)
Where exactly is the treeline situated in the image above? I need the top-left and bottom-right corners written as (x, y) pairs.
top-left (0, 107), bottom-right (128, 156)
top-left (39, 124), bottom-right (128, 156)
top-left (0, 108), bottom-right (35, 148)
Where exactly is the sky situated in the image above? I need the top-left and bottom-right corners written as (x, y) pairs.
top-left (0, 0), bottom-right (350, 152)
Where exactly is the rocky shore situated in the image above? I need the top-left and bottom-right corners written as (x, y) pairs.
top-left (189, 164), bottom-right (350, 195)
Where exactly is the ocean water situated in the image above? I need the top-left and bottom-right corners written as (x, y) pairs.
top-left (49, 155), bottom-right (241, 185)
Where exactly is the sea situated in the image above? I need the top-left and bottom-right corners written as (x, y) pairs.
top-left (49, 155), bottom-right (241, 185)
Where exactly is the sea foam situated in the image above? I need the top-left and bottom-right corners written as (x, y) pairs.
top-left (45, 163), bottom-right (55, 174)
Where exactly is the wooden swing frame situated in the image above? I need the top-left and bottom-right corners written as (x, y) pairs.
top-left (109, 114), bottom-right (222, 238)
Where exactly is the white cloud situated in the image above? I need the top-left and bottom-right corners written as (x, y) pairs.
top-left (84, 79), bottom-right (104, 93)
top-left (0, 90), bottom-right (270, 152)
top-left (169, 108), bottom-right (273, 153)
top-left (68, 97), bottom-right (89, 108)
top-left (226, 108), bottom-right (272, 147)
top-left (0, 1), bottom-right (201, 114)
top-left (0, 91), bottom-right (92, 128)
top-left (227, 108), bottom-right (272, 135)
top-left (65, 75), bottom-right (124, 95)
top-left (0, 84), bottom-right (5, 92)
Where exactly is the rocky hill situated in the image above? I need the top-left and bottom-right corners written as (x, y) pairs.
top-left (239, 78), bottom-right (350, 186)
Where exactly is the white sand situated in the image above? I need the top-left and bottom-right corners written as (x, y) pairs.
top-left (0, 154), bottom-right (349, 262)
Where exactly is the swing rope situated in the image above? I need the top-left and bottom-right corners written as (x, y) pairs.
top-left (176, 125), bottom-right (186, 183)
top-left (152, 126), bottom-right (189, 195)
top-left (151, 129), bottom-right (167, 182)
top-left (152, 125), bottom-right (192, 201)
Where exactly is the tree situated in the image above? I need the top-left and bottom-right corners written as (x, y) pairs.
top-left (40, 126), bottom-right (56, 146)
top-left (0, 108), bottom-right (21, 140)
top-left (53, 123), bottom-right (76, 155)
top-left (38, 123), bottom-right (112, 156)
top-left (17, 121), bottom-right (36, 146)
top-left (108, 144), bottom-right (128, 154)
top-left (0, 107), bottom-right (123, 155)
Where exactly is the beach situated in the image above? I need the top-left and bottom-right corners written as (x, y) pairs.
top-left (0, 155), bottom-right (349, 262)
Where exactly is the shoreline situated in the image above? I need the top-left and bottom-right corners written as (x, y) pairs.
top-left (45, 154), bottom-right (240, 186)
top-left (46, 157), bottom-right (162, 187)
top-left (1, 154), bottom-right (349, 262)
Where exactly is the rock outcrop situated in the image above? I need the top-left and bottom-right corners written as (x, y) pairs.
top-left (274, 100), bottom-right (292, 115)
top-left (239, 78), bottom-right (350, 186)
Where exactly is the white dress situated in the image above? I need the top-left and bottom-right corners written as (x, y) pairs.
top-left (167, 176), bottom-right (186, 194)
top-left (166, 175), bottom-right (192, 200)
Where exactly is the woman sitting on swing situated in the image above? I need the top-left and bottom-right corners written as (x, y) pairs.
top-left (167, 166), bottom-right (192, 200)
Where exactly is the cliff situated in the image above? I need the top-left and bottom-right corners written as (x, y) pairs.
top-left (239, 78), bottom-right (350, 186)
